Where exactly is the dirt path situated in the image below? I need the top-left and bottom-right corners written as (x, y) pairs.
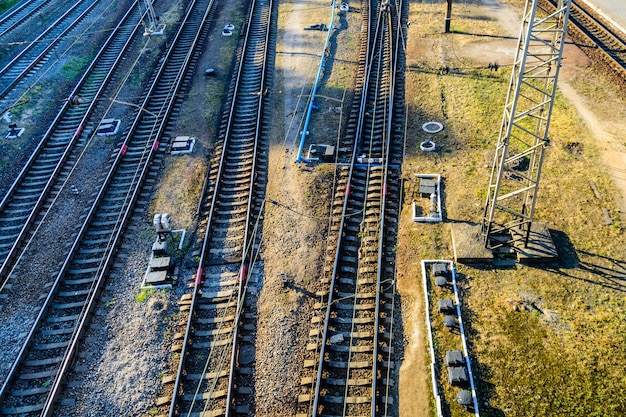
top-left (460, 0), bottom-right (626, 214)
top-left (254, 0), bottom-right (334, 415)
top-left (556, 81), bottom-right (626, 213)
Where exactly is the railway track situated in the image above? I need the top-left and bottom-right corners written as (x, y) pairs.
top-left (0, 0), bottom-right (49, 39)
top-left (0, 0), bottom-right (100, 99)
top-left (0, 0), bottom-right (216, 413)
top-left (166, 0), bottom-right (274, 414)
top-left (542, 0), bottom-right (626, 82)
top-left (0, 0), bottom-right (149, 290)
top-left (297, 0), bottom-right (406, 415)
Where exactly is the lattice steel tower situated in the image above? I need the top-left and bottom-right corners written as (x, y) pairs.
top-left (482, 0), bottom-right (572, 250)
top-left (141, 0), bottom-right (165, 36)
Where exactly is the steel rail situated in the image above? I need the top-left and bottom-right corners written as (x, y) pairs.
top-left (371, 3), bottom-right (403, 414)
top-left (0, 0), bottom-right (147, 287)
top-left (570, 0), bottom-right (626, 66)
top-left (309, 0), bottom-right (402, 414)
top-left (309, 0), bottom-right (376, 408)
top-left (224, 0), bottom-right (273, 413)
top-left (543, 0), bottom-right (626, 79)
top-left (168, 0), bottom-right (246, 405)
top-left (0, 0), bottom-right (213, 413)
top-left (0, 0), bottom-right (98, 98)
top-left (378, 5), bottom-right (406, 416)
top-left (0, 0), bottom-right (48, 40)
top-left (169, 0), bottom-right (273, 413)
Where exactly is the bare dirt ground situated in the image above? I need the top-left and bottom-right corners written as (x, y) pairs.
top-left (256, 0), bottom-right (341, 415)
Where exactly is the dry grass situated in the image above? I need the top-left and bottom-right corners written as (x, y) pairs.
top-left (401, 1), bottom-right (626, 416)
top-left (151, 154), bottom-right (206, 230)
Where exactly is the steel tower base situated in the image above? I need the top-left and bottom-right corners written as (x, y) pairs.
top-left (451, 222), bottom-right (558, 265)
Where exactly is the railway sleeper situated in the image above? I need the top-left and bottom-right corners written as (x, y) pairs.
top-left (332, 331), bottom-right (372, 340)
top-left (9, 193), bottom-right (41, 203)
top-left (47, 314), bottom-right (81, 323)
top-left (340, 265), bottom-right (357, 274)
top-left (202, 278), bottom-right (239, 289)
top-left (40, 329), bottom-right (77, 343)
top-left (380, 345), bottom-right (393, 355)
top-left (331, 316), bottom-right (373, 325)
top-left (381, 377), bottom-right (395, 387)
top-left (380, 360), bottom-right (395, 369)
top-left (23, 356), bottom-right (63, 367)
top-left (10, 385), bottom-right (51, 397)
top-left (217, 189), bottom-right (249, 199)
top-left (321, 395), bottom-right (371, 405)
top-left (33, 339), bottom-right (71, 350)
top-left (199, 288), bottom-right (235, 300)
top-left (297, 394), bottom-right (312, 403)
top-left (57, 288), bottom-right (91, 297)
top-left (356, 257), bottom-right (377, 266)
top-left (182, 389), bottom-right (227, 401)
top-left (189, 338), bottom-right (231, 349)
top-left (380, 396), bottom-right (395, 406)
top-left (335, 291), bottom-right (375, 299)
top-left (208, 246), bottom-right (244, 258)
top-left (185, 369), bottom-right (229, 381)
top-left (381, 291), bottom-right (394, 301)
top-left (358, 266), bottom-right (378, 274)
top-left (220, 175), bottom-right (252, 186)
top-left (214, 199), bottom-right (248, 209)
top-left (197, 300), bottom-right (237, 310)
top-left (1, 404), bottom-right (46, 415)
top-left (334, 302), bottom-right (375, 311)
top-left (325, 377), bottom-right (371, 386)
top-left (215, 206), bottom-right (248, 216)
top-left (329, 344), bottom-right (373, 354)
top-left (52, 300), bottom-right (87, 310)
top-left (343, 277), bottom-right (376, 286)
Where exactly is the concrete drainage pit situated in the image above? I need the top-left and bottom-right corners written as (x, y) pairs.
top-left (420, 140), bottom-right (436, 152)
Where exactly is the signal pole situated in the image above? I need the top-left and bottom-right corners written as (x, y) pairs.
top-left (445, 0), bottom-right (452, 33)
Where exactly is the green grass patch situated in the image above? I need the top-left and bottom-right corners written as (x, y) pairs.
top-left (0, 0), bottom-right (19, 14)
top-left (135, 287), bottom-right (156, 303)
top-left (61, 55), bottom-right (93, 80)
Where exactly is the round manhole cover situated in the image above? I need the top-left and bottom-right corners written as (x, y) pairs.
top-left (239, 345), bottom-right (256, 365)
top-left (422, 121), bottom-right (443, 133)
